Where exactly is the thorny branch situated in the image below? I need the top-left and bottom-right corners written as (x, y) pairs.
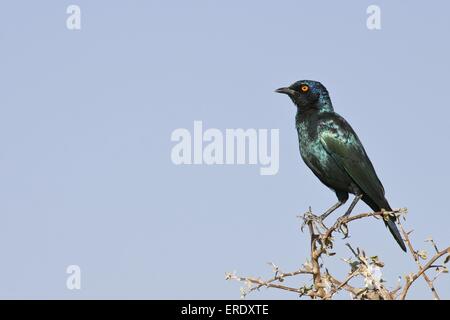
top-left (226, 207), bottom-right (449, 300)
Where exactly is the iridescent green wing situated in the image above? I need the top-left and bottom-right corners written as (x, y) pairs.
top-left (318, 117), bottom-right (387, 208)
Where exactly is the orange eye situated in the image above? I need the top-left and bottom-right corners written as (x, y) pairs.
top-left (301, 85), bottom-right (309, 92)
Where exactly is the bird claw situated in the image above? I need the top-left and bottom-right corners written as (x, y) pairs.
top-left (336, 216), bottom-right (350, 238)
top-left (301, 211), bottom-right (328, 232)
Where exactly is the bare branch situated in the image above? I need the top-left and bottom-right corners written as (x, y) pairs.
top-left (399, 241), bottom-right (450, 300)
top-left (227, 206), bottom-right (449, 300)
top-left (398, 221), bottom-right (441, 300)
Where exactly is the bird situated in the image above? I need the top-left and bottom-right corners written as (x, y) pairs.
top-left (275, 80), bottom-right (406, 252)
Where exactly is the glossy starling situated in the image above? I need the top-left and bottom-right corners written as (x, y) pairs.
top-left (276, 80), bottom-right (406, 252)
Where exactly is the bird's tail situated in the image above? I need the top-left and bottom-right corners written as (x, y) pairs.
top-left (385, 218), bottom-right (407, 252)
top-left (365, 197), bottom-right (407, 252)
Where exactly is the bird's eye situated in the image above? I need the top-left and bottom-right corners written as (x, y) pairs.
top-left (300, 85), bottom-right (309, 93)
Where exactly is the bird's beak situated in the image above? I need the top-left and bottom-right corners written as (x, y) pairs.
top-left (275, 87), bottom-right (295, 95)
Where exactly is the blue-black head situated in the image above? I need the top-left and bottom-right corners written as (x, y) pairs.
top-left (275, 80), bottom-right (333, 112)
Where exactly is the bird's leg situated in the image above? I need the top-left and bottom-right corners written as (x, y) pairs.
top-left (342, 194), bottom-right (363, 217)
top-left (319, 201), bottom-right (345, 220)
top-left (336, 194), bottom-right (363, 238)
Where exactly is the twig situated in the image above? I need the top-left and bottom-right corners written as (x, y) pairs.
top-left (398, 221), bottom-right (440, 300)
top-left (399, 245), bottom-right (450, 300)
top-left (325, 270), bottom-right (359, 299)
top-left (225, 267), bottom-right (313, 297)
top-left (321, 209), bottom-right (405, 242)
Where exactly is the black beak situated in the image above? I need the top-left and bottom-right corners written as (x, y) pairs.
top-left (275, 87), bottom-right (295, 95)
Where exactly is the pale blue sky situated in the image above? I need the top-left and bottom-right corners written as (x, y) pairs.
top-left (0, 1), bottom-right (448, 299)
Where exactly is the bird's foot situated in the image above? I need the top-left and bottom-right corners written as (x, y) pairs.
top-left (335, 214), bottom-right (350, 239)
top-left (300, 209), bottom-right (328, 232)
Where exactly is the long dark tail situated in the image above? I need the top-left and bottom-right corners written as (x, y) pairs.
top-left (363, 196), bottom-right (407, 252)
top-left (385, 218), bottom-right (407, 252)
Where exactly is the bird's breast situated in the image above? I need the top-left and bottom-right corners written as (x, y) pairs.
top-left (296, 119), bottom-right (353, 191)
top-left (296, 122), bottom-right (329, 170)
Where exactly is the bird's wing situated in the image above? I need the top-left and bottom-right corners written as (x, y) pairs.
top-left (318, 117), bottom-right (387, 209)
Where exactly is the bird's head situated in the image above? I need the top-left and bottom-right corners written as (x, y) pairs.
top-left (275, 80), bottom-right (333, 112)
